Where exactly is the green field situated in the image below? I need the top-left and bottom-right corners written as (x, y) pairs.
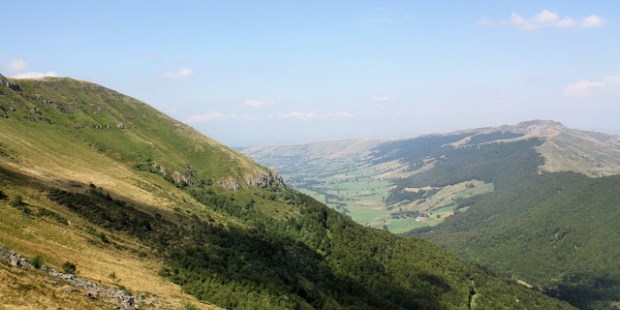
top-left (245, 143), bottom-right (496, 232)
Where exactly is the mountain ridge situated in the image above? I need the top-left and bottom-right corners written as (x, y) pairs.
top-left (242, 120), bottom-right (620, 233)
top-left (242, 119), bottom-right (620, 309)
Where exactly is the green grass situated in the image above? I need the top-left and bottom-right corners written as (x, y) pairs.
top-left (347, 205), bottom-right (387, 224)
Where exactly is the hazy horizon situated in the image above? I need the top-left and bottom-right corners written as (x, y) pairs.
top-left (3, 1), bottom-right (619, 146)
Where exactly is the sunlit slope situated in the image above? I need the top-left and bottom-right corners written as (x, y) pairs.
top-left (0, 77), bottom-right (572, 309)
top-left (0, 77), bottom-right (269, 189)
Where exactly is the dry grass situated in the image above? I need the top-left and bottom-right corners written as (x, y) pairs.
top-left (0, 263), bottom-right (112, 310)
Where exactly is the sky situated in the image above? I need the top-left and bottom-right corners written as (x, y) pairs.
top-left (2, 1), bottom-right (620, 146)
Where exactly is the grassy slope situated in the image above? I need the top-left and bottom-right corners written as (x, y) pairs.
top-left (0, 77), bottom-right (571, 309)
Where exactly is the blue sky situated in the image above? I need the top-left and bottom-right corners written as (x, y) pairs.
top-left (2, 1), bottom-right (619, 146)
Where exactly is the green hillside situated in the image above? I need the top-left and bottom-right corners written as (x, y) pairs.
top-left (407, 173), bottom-right (620, 309)
top-left (243, 121), bottom-right (620, 234)
top-left (245, 122), bottom-right (620, 309)
top-left (0, 77), bottom-right (571, 309)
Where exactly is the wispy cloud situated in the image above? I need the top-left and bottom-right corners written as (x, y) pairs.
top-left (244, 99), bottom-right (272, 108)
top-left (479, 10), bottom-right (604, 30)
top-left (564, 75), bottom-right (620, 97)
top-left (186, 112), bottom-right (235, 123)
top-left (372, 96), bottom-right (393, 104)
top-left (186, 110), bottom-right (353, 123)
top-left (277, 111), bottom-right (353, 121)
top-left (362, 7), bottom-right (409, 25)
top-left (12, 71), bottom-right (58, 79)
top-left (162, 67), bottom-right (193, 79)
top-left (4, 59), bottom-right (27, 72)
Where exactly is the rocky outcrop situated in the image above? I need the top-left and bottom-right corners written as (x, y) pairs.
top-left (245, 171), bottom-right (284, 188)
top-left (0, 73), bottom-right (9, 88)
top-left (218, 177), bottom-right (240, 191)
top-left (0, 73), bottom-right (21, 91)
top-left (1, 248), bottom-right (36, 270)
top-left (172, 170), bottom-right (193, 186)
top-left (0, 247), bottom-right (169, 309)
top-left (218, 172), bottom-right (284, 191)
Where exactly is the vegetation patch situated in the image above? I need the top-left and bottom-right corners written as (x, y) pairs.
top-left (410, 173), bottom-right (620, 309)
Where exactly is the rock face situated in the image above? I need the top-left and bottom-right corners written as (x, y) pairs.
top-left (218, 177), bottom-right (240, 190)
top-left (0, 73), bottom-right (21, 91)
top-left (218, 172), bottom-right (284, 191)
top-left (0, 73), bottom-right (9, 87)
top-left (245, 171), bottom-right (284, 188)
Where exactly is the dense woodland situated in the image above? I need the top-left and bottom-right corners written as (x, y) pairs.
top-left (408, 172), bottom-right (620, 309)
top-left (4, 165), bottom-right (564, 309)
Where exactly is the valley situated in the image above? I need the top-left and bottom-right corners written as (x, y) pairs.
top-left (244, 121), bottom-right (620, 233)
top-left (244, 121), bottom-right (620, 309)
top-left (3, 2), bottom-right (617, 309)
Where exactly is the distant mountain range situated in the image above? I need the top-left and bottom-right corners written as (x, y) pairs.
top-left (243, 120), bottom-right (620, 309)
top-left (243, 120), bottom-right (620, 232)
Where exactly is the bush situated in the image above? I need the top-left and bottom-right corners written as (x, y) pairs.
top-left (29, 255), bottom-right (43, 269)
top-left (184, 303), bottom-right (197, 310)
top-left (9, 195), bottom-right (22, 207)
top-left (62, 261), bottom-right (77, 274)
top-left (99, 232), bottom-right (110, 244)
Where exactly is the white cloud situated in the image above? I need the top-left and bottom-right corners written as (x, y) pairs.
top-left (564, 75), bottom-right (620, 97)
top-left (477, 17), bottom-right (493, 26)
top-left (244, 99), bottom-right (271, 107)
top-left (12, 71), bottom-right (58, 79)
top-left (277, 111), bottom-right (353, 121)
top-left (582, 15), bottom-right (605, 28)
top-left (162, 67), bottom-right (193, 79)
top-left (372, 96), bottom-right (393, 104)
top-left (480, 10), bottom-right (604, 30)
top-left (5, 59), bottom-right (27, 72)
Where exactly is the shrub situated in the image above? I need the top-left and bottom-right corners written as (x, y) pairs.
top-left (62, 261), bottom-right (77, 274)
top-left (9, 195), bottom-right (22, 207)
top-left (99, 232), bottom-right (110, 244)
top-left (29, 255), bottom-right (43, 269)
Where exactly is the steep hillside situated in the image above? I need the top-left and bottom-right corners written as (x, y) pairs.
top-left (243, 121), bottom-right (620, 233)
top-left (407, 173), bottom-right (620, 309)
top-left (0, 76), bottom-right (571, 309)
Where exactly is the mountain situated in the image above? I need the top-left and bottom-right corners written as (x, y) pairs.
top-left (243, 121), bottom-right (620, 309)
top-left (243, 120), bottom-right (620, 233)
top-left (0, 76), bottom-right (571, 309)
top-left (406, 172), bottom-right (620, 310)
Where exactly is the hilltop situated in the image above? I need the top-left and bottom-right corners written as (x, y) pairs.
top-left (0, 75), bottom-right (572, 309)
